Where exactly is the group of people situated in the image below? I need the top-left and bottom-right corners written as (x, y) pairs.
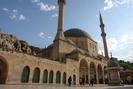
top-left (68, 76), bottom-right (94, 87)
top-left (79, 76), bottom-right (94, 86)
top-left (79, 77), bottom-right (85, 85)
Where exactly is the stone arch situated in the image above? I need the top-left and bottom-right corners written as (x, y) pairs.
top-left (79, 59), bottom-right (88, 83)
top-left (42, 69), bottom-right (48, 83)
top-left (97, 64), bottom-right (103, 84)
top-left (56, 70), bottom-right (61, 83)
top-left (0, 56), bottom-right (9, 84)
top-left (63, 72), bottom-right (66, 84)
top-left (21, 66), bottom-right (30, 83)
top-left (90, 61), bottom-right (96, 83)
top-left (49, 70), bottom-right (54, 83)
top-left (32, 67), bottom-right (40, 83)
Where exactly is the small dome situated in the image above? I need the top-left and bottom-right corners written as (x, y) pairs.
top-left (71, 48), bottom-right (82, 54)
top-left (64, 28), bottom-right (92, 39)
top-left (47, 43), bottom-right (53, 48)
top-left (108, 57), bottom-right (120, 67)
top-left (97, 54), bottom-right (104, 59)
top-left (66, 38), bottom-right (75, 45)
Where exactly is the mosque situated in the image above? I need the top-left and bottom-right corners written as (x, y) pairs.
top-left (0, 0), bottom-right (109, 85)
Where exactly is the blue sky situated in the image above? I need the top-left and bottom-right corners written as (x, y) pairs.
top-left (0, 0), bottom-right (133, 62)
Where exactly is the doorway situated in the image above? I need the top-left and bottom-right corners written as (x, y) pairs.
top-left (0, 57), bottom-right (8, 84)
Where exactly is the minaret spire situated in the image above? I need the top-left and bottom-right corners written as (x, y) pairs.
top-left (99, 12), bottom-right (109, 59)
top-left (99, 12), bottom-right (104, 25)
top-left (54, 0), bottom-right (66, 40)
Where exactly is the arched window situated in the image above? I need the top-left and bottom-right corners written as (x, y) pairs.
top-left (32, 67), bottom-right (40, 83)
top-left (63, 72), bottom-right (66, 84)
top-left (56, 71), bottom-right (61, 83)
top-left (49, 70), bottom-right (54, 83)
top-left (81, 41), bottom-right (84, 47)
top-left (43, 69), bottom-right (48, 83)
top-left (21, 66), bottom-right (30, 83)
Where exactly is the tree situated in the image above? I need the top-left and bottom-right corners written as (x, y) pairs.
top-left (120, 62), bottom-right (131, 70)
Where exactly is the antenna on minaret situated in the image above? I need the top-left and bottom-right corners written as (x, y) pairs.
top-left (101, 52), bottom-right (103, 56)
top-left (110, 52), bottom-right (112, 58)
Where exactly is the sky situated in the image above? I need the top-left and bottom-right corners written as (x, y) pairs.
top-left (0, 0), bottom-right (133, 62)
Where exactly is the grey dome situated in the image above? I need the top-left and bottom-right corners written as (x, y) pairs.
top-left (108, 57), bottom-right (119, 67)
top-left (64, 28), bottom-right (92, 39)
top-left (71, 48), bottom-right (82, 54)
top-left (47, 43), bottom-right (53, 48)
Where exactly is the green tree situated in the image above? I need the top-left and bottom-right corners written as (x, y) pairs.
top-left (120, 62), bottom-right (131, 70)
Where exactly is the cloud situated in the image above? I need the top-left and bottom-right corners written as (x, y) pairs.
top-left (19, 14), bottom-right (26, 20)
top-left (39, 32), bottom-right (44, 38)
top-left (107, 37), bottom-right (118, 51)
top-left (121, 34), bottom-right (128, 42)
top-left (123, 50), bottom-right (133, 62)
top-left (2, 8), bottom-right (27, 21)
top-left (10, 15), bottom-right (17, 19)
top-left (10, 9), bottom-right (18, 19)
top-left (13, 9), bottom-right (18, 13)
top-left (2, 8), bottom-right (9, 12)
top-left (31, 0), bottom-right (40, 2)
top-left (31, 0), bottom-right (57, 11)
top-left (37, 2), bottom-right (56, 11)
top-left (98, 33), bottom-right (133, 62)
top-left (106, 34), bottom-right (132, 51)
top-left (104, 0), bottom-right (114, 10)
top-left (48, 36), bottom-right (51, 39)
top-left (52, 13), bottom-right (58, 17)
top-left (103, 0), bottom-right (133, 10)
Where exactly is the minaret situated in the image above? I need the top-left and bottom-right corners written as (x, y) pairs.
top-left (99, 12), bottom-right (109, 59)
top-left (54, 0), bottom-right (66, 40)
top-left (53, 0), bottom-right (66, 59)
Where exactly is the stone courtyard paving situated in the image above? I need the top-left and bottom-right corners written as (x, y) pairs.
top-left (0, 84), bottom-right (133, 89)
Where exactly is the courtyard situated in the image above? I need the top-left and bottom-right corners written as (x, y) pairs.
top-left (0, 84), bottom-right (133, 89)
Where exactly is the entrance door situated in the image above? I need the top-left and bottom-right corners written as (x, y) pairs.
top-left (79, 59), bottom-right (88, 84)
top-left (73, 75), bottom-right (76, 85)
top-left (0, 57), bottom-right (8, 84)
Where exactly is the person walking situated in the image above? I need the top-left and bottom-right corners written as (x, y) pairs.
top-left (82, 78), bottom-right (85, 85)
top-left (79, 77), bottom-right (82, 85)
top-left (68, 76), bottom-right (72, 86)
top-left (89, 76), bottom-right (93, 86)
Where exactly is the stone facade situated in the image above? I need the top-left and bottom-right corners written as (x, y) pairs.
top-left (0, 47), bottom-right (108, 84)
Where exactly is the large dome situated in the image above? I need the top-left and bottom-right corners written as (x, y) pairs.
top-left (64, 28), bottom-right (92, 39)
